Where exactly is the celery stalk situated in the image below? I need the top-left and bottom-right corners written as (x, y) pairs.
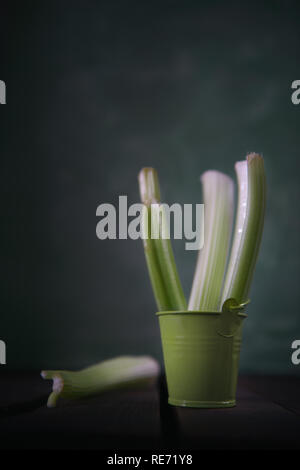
top-left (221, 153), bottom-right (266, 306)
top-left (141, 204), bottom-right (171, 311)
top-left (220, 160), bottom-right (248, 306)
top-left (188, 171), bottom-right (234, 311)
top-left (138, 168), bottom-right (186, 311)
top-left (42, 356), bottom-right (160, 408)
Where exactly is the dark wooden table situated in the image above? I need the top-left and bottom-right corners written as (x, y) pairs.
top-left (0, 373), bottom-right (299, 450)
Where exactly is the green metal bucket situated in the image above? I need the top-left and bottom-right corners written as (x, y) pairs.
top-left (157, 307), bottom-right (247, 408)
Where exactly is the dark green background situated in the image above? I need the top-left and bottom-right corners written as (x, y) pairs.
top-left (1, 0), bottom-right (299, 373)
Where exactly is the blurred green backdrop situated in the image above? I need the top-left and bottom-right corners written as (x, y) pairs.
top-left (2, 0), bottom-right (299, 373)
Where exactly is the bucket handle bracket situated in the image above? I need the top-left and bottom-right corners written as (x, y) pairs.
top-left (217, 298), bottom-right (250, 338)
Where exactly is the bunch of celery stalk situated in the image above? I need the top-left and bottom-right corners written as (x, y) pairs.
top-left (42, 153), bottom-right (265, 407)
top-left (139, 153), bottom-right (266, 312)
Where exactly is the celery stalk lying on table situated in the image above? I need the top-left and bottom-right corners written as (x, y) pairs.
top-left (42, 356), bottom-right (160, 408)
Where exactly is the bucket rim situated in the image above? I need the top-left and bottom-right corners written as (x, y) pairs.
top-left (156, 310), bottom-right (247, 318)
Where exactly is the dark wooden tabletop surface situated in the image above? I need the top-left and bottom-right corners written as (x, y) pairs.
top-left (0, 372), bottom-right (299, 450)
